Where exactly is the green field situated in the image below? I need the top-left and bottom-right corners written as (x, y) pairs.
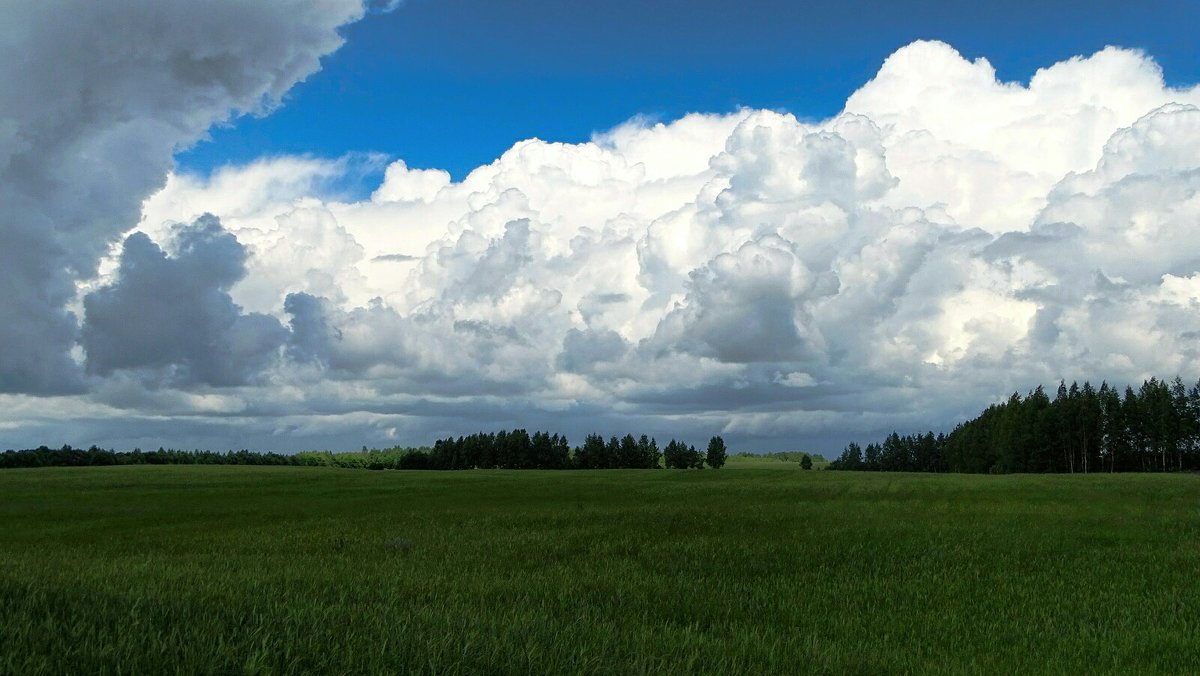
top-left (2, 467), bottom-right (1198, 673)
top-left (724, 454), bottom-right (829, 470)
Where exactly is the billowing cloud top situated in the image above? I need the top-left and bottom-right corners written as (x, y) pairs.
top-left (3, 24), bottom-right (1200, 452)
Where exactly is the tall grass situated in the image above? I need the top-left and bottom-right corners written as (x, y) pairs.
top-left (1, 467), bottom-right (1198, 673)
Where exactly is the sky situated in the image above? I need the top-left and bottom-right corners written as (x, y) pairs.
top-left (180, 0), bottom-right (1200, 182)
top-left (2, 0), bottom-right (1200, 454)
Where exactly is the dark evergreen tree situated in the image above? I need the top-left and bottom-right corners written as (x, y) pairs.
top-left (575, 433), bottom-right (606, 469)
top-left (863, 443), bottom-right (880, 471)
top-left (617, 434), bottom-right (640, 468)
top-left (830, 442), bottom-right (863, 470)
top-left (636, 435), bottom-right (661, 469)
top-left (705, 436), bottom-right (727, 469)
top-left (663, 440), bottom-right (687, 469)
top-left (604, 435), bottom-right (621, 469)
top-left (531, 431), bottom-right (553, 469)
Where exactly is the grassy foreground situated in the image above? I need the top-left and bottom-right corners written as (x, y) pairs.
top-left (1, 467), bottom-right (1198, 674)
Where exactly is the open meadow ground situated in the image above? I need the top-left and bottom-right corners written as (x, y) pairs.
top-left (1, 466), bottom-right (1198, 673)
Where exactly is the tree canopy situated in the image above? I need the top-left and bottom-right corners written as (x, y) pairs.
top-left (830, 377), bottom-right (1200, 473)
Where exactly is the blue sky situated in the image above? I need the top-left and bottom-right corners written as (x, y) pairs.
top-left (179, 0), bottom-right (1199, 181)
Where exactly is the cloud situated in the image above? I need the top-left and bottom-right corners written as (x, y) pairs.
top-left (0, 0), bottom-right (367, 394)
top-left (649, 234), bottom-right (819, 364)
top-left (7, 37), bottom-right (1200, 453)
top-left (122, 42), bottom-right (1200, 451)
top-left (846, 41), bottom-right (1189, 234)
top-left (558, 328), bottom-right (630, 373)
top-left (372, 160), bottom-right (452, 203)
top-left (82, 215), bottom-right (287, 387)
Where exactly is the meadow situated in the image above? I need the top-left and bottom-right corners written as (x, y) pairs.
top-left (1, 463), bottom-right (1198, 673)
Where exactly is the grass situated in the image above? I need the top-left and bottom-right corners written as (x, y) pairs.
top-left (724, 454), bottom-right (829, 470)
top-left (1, 466), bottom-right (1198, 673)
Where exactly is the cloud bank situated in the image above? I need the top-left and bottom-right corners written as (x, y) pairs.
top-left (0, 0), bottom-right (367, 394)
top-left (5, 30), bottom-right (1200, 452)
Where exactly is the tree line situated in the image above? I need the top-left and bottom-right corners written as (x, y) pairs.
top-left (311, 432), bottom-right (728, 470)
top-left (0, 433), bottom-right (730, 471)
top-left (0, 446), bottom-right (300, 469)
top-left (830, 377), bottom-right (1200, 473)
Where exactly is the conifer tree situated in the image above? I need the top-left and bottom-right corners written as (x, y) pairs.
top-left (706, 436), bottom-right (727, 469)
top-left (663, 439), bottom-right (686, 469)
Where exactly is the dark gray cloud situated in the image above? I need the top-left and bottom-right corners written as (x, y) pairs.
top-left (82, 215), bottom-right (286, 386)
top-left (283, 291), bottom-right (549, 397)
top-left (650, 235), bottom-right (815, 363)
top-left (285, 292), bottom-right (340, 366)
top-left (558, 328), bottom-right (629, 373)
top-left (0, 0), bottom-right (365, 393)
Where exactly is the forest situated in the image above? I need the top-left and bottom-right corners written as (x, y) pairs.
top-left (0, 433), bottom-right (730, 471)
top-left (830, 377), bottom-right (1200, 473)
